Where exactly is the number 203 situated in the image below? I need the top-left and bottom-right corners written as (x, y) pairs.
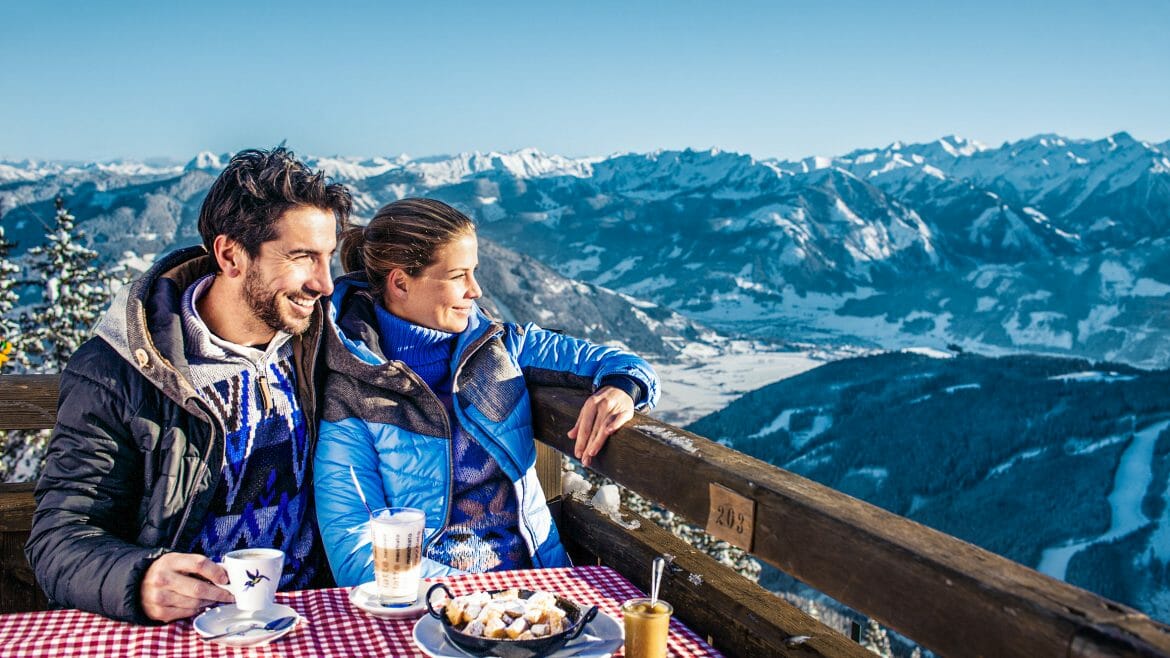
top-left (716, 504), bottom-right (745, 533)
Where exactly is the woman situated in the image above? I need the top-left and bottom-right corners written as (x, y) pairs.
top-left (314, 198), bottom-right (659, 585)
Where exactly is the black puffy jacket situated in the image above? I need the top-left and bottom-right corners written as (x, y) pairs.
top-left (25, 247), bottom-right (328, 623)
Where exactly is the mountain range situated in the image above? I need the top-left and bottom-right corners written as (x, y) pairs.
top-left (4, 132), bottom-right (1168, 368)
top-left (4, 134), bottom-right (1170, 621)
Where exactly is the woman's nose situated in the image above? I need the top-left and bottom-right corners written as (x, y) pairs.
top-left (467, 273), bottom-right (482, 299)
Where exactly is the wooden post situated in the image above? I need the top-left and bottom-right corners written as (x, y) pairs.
top-left (0, 483), bottom-right (45, 613)
top-left (534, 441), bottom-right (563, 502)
top-left (555, 496), bottom-right (872, 657)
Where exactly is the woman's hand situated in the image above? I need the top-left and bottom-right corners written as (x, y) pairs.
top-left (568, 385), bottom-right (635, 467)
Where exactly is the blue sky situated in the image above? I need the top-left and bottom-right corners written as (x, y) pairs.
top-left (2, 0), bottom-right (1167, 162)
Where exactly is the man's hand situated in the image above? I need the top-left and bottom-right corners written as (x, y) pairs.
top-left (140, 552), bottom-right (234, 622)
top-left (567, 385), bottom-right (635, 468)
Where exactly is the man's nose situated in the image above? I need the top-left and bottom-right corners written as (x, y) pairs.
top-left (309, 257), bottom-right (334, 297)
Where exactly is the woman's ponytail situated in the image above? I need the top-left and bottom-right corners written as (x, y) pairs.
top-left (338, 226), bottom-right (367, 274)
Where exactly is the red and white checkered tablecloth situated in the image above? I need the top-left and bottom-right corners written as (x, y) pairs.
top-left (0, 566), bottom-right (722, 657)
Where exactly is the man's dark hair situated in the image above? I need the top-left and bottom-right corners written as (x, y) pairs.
top-left (198, 146), bottom-right (353, 268)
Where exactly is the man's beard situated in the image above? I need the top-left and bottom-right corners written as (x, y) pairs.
top-left (242, 267), bottom-right (313, 336)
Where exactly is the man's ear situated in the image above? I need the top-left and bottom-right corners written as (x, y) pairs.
top-left (386, 268), bottom-right (411, 301)
top-left (211, 235), bottom-right (247, 277)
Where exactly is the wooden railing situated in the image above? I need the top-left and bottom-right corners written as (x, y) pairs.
top-left (3, 374), bottom-right (1170, 657)
top-left (0, 375), bottom-right (53, 614)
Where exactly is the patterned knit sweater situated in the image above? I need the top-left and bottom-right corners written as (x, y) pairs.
top-left (180, 275), bottom-right (318, 590)
top-left (375, 304), bottom-right (532, 572)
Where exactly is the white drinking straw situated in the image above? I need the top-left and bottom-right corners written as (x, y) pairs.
top-left (349, 465), bottom-right (375, 520)
top-left (650, 557), bottom-right (665, 607)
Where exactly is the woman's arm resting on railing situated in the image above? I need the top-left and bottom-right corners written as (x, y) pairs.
top-left (509, 322), bottom-right (660, 466)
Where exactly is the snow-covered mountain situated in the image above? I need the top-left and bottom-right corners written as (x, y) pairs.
top-left (5, 135), bottom-right (1169, 621)
top-left (408, 134), bottom-right (1168, 368)
top-left (0, 158), bottom-right (734, 363)
top-left (687, 350), bottom-right (1170, 624)
top-left (474, 237), bottom-right (725, 361)
top-left (3, 133), bottom-right (1168, 370)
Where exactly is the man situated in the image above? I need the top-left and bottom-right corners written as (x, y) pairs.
top-left (25, 147), bottom-right (352, 623)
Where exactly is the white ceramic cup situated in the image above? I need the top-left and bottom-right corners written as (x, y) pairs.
top-left (217, 548), bottom-right (284, 611)
top-left (370, 507), bottom-right (425, 605)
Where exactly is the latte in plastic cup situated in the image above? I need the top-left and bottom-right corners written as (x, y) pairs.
top-left (370, 507), bottom-right (425, 605)
top-left (622, 597), bottom-right (673, 658)
top-left (220, 548), bottom-right (284, 611)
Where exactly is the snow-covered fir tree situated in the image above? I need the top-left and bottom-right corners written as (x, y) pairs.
top-left (0, 210), bottom-right (20, 353)
top-left (861, 618), bottom-right (894, 657)
top-left (2, 196), bottom-right (127, 482)
top-left (19, 196), bottom-right (121, 371)
top-left (0, 208), bottom-right (21, 482)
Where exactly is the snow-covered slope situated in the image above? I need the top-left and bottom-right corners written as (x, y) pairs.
top-left (687, 350), bottom-right (1170, 623)
top-left (3, 133), bottom-right (1168, 368)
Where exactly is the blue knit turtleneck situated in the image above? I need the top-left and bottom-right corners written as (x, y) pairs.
top-left (374, 304), bottom-right (456, 393)
top-left (373, 302), bottom-right (531, 572)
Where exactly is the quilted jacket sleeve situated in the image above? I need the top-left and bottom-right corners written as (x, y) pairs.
top-left (509, 323), bottom-right (660, 410)
top-left (314, 417), bottom-right (469, 586)
top-left (24, 339), bottom-right (167, 624)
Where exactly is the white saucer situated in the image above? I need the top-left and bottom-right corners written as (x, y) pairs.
top-left (349, 580), bottom-right (429, 619)
top-left (412, 609), bottom-right (623, 658)
top-left (193, 603), bottom-right (301, 647)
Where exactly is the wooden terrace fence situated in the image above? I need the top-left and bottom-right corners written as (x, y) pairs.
top-left (2, 374), bottom-right (1170, 656)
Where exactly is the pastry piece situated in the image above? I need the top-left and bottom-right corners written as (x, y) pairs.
top-left (464, 620), bottom-right (486, 637)
top-left (484, 618), bottom-right (508, 639)
top-left (505, 617), bottom-right (529, 639)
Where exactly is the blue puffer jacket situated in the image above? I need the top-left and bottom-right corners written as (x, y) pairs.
top-left (314, 274), bottom-right (659, 586)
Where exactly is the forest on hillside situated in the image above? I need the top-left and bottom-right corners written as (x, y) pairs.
top-left (688, 350), bottom-right (1170, 621)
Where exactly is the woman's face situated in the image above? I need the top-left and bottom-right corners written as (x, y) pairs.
top-left (389, 232), bottom-right (482, 333)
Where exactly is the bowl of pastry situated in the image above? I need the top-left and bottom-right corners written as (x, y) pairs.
top-left (425, 583), bottom-right (599, 658)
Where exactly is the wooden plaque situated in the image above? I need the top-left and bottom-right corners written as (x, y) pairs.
top-left (706, 483), bottom-right (755, 551)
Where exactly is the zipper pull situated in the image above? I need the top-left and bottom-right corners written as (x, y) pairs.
top-left (257, 371), bottom-right (273, 412)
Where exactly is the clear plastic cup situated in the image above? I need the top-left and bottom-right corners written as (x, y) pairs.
top-left (622, 597), bottom-right (673, 658)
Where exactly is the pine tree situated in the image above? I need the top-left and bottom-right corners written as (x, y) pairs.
top-left (3, 196), bottom-right (126, 482)
top-left (0, 208), bottom-right (20, 355)
top-left (19, 196), bottom-right (120, 371)
top-left (0, 209), bottom-right (33, 481)
top-left (861, 618), bottom-right (893, 657)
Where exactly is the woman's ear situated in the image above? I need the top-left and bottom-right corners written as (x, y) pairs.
top-left (386, 268), bottom-right (411, 300)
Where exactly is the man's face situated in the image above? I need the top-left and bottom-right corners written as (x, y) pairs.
top-left (240, 205), bottom-right (337, 336)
